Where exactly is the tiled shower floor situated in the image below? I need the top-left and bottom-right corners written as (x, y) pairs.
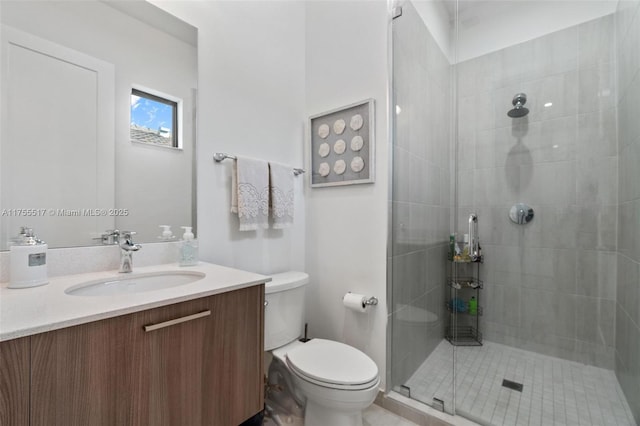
top-left (405, 340), bottom-right (635, 426)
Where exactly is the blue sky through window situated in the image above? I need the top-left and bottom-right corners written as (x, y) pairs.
top-left (131, 93), bottom-right (173, 136)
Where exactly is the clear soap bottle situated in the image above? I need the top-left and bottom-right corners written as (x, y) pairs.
top-left (461, 233), bottom-right (471, 261)
top-left (179, 226), bottom-right (198, 266)
top-left (158, 225), bottom-right (174, 241)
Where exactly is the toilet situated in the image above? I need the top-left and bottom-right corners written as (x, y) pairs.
top-left (265, 271), bottom-right (380, 426)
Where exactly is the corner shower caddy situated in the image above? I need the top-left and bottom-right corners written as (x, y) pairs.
top-left (445, 257), bottom-right (483, 346)
top-left (445, 213), bottom-right (483, 346)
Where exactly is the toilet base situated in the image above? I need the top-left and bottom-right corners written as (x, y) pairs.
top-left (304, 400), bottom-right (363, 426)
top-left (271, 340), bottom-right (379, 426)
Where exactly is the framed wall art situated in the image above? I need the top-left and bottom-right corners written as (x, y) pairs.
top-left (309, 99), bottom-right (375, 188)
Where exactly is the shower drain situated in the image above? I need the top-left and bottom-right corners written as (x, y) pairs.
top-left (502, 379), bottom-right (524, 392)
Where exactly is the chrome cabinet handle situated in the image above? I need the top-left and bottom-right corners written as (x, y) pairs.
top-left (144, 310), bottom-right (211, 332)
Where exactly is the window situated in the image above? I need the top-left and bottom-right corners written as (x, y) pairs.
top-left (130, 88), bottom-right (180, 148)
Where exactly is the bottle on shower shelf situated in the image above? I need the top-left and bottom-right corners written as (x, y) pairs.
top-left (449, 233), bottom-right (456, 261)
top-left (461, 233), bottom-right (471, 262)
top-left (453, 237), bottom-right (462, 261)
top-left (468, 296), bottom-right (478, 315)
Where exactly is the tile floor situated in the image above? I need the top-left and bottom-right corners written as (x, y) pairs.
top-left (405, 340), bottom-right (635, 426)
top-left (364, 404), bottom-right (420, 426)
top-left (263, 403), bottom-right (417, 426)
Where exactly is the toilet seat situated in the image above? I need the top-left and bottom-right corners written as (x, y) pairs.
top-left (285, 339), bottom-right (379, 391)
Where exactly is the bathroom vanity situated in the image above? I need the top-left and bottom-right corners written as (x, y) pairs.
top-left (0, 263), bottom-right (267, 426)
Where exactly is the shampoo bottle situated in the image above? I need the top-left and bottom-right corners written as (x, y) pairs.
top-left (468, 296), bottom-right (478, 315)
top-left (448, 233), bottom-right (456, 261)
top-left (179, 226), bottom-right (198, 266)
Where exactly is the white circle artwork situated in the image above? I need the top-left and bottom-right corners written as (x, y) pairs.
top-left (351, 156), bottom-right (365, 173)
top-left (318, 162), bottom-right (330, 177)
top-left (318, 124), bottom-right (330, 139)
top-left (318, 142), bottom-right (330, 158)
top-left (350, 114), bottom-right (364, 131)
top-left (351, 135), bottom-right (364, 151)
top-left (333, 139), bottom-right (346, 155)
top-left (333, 159), bottom-right (346, 175)
top-left (333, 119), bottom-right (346, 135)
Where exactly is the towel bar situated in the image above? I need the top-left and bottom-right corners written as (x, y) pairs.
top-left (213, 152), bottom-right (305, 176)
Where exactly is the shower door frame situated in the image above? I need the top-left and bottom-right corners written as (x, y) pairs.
top-left (386, 0), bottom-right (458, 416)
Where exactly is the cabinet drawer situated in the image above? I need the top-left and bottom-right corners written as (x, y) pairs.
top-left (27, 285), bottom-right (264, 426)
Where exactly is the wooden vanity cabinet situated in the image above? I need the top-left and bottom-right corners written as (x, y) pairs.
top-left (2, 284), bottom-right (264, 426)
top-left (139, 285), bottom-right (265, 426)
top-left (30, 309), bottom-right (146, 426)
top-left (0, 337), bottom-right (30, 426)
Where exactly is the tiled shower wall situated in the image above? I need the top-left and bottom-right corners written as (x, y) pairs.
top-left (389, 2), bottom-right (451, 388)
top-left (456, 15), bottom-right (618, 369)
top-left (615, 0), bottom-right (640, 422)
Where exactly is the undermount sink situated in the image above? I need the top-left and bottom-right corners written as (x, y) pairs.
top-left (65, 271), bottom-right (206, 297)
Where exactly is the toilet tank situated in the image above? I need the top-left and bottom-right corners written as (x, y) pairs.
top-left (264, 271), bottom-right (309, 351)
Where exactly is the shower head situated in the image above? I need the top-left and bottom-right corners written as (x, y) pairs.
top-left (507, 93), bottom-right (529, 118)
top-left (508, 106), bottom-right (529, 118)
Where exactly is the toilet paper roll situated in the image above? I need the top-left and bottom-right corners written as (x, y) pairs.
top-left (343, 293), bottom-right (367, 313)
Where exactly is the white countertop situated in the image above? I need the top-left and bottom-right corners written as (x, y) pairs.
top-left (0, 262), bottom-right (270, 342)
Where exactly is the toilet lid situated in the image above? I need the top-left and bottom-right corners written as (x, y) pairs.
top-left (285, 339), bottom-right (378, 388)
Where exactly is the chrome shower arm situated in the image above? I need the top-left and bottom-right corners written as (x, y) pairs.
top-left (469, 213), bottom-right (479, 261)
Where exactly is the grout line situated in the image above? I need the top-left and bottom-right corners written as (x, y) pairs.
top-left (404, 340), bottom-right (634, 426)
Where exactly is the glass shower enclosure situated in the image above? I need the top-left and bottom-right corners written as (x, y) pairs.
top-left (389, 1), bottom-right (640, 424)
top-left (389, 0), bottom-right (454, 413)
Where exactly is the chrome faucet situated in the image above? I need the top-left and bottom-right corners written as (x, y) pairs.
top-left (92, 229), bottom-right (120, 245)
top-left (102, 229), bottom-right (120, 245)
top-left (119, 231), bottom-right (142, 273)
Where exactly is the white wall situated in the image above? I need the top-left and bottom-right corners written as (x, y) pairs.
top-left (411, 0), bottom-right (455, 63)
top-left (157, 0), bottom-right (390, 389)
top-left (152, 1), bottom-right (307, 275)
top-left (305, 1), bottom-right (390, 390)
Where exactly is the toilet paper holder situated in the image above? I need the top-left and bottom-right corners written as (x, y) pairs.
top-left (345, 292), bottom-right (378, 308)
top-left (364, 296), bottom-right (378, 306)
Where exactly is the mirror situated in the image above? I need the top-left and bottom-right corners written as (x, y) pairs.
top-left (0, 0), bottom-right (197, 250)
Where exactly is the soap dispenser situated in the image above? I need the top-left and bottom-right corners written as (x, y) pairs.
top-left (179, 226), bottom-right (198, 266)
top-left (158, 225), bottom-right (174, 241)
top-left (9, 227), bottom-right (49, 289)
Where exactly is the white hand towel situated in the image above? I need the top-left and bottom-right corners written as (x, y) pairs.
top-left (231, 157), bottom-right (269, 231)
top-left (269, 161), bottom-right (294, 229)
